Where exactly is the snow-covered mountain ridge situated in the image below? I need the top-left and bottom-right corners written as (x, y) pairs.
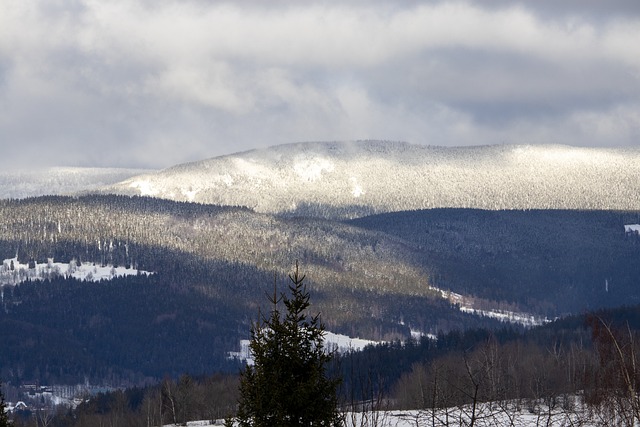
top-left (98, 142), bottom-right (640, 218)
top-left (0, 167), bottom-right (154, 200)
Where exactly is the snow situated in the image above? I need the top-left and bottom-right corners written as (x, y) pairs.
top-left (341, 401), bottom-right (597, 426)
top-left (324, 331), bottom-right (377, 352)
top-left (99, 142), bottom-right (640, 219)
top-left (163, 421), bottom-right (222, 426)
top-left (410, 329), bottom-right (437, 340)
top-left (458, 307), bottom-right (550, 327)
top-left (293, 156), bottom-right (335, 182)
top-left (625, 224), bottom-right (640, 234)
top-left (181, 187), bottom-right (202, 201)
top-left (164, 397), bottom-right (600, 426)
top-left (436, 287), bottom-right (550, 327)
top-left (0, 257), bottom-right (152, 286)
top-left (2, 142), bottom-right (638, 219)
top-left (228, 332), bottom-right (377, 365)
top-left (227, 340), bottom-right (252, 364)
top-left (350, 177), bottom-right (364, 198)
top-left (129, 179), bottom-right (160, 197)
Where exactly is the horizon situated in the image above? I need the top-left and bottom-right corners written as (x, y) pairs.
top-left (1, 140), bottom-right (639, 172)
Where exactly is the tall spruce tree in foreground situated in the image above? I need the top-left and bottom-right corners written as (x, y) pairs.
top-left (236, 263), bottom-right (341, 426)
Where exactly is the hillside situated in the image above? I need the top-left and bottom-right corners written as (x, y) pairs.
top-left (350, 209), bottom-right (640, 315)
top-left (0, 195), bottom-right (493, 384)
top-left (99, 142), bottom-right (640, 218)
top-left (2, 142), bottom-right (640, 387)
top-left (2, 195), bottom-right (640, 385)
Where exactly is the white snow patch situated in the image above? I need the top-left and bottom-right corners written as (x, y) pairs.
top-left (410, 329), bottom-right (437, 341)
top-left (350, 177), bottom-right (364, 198)
top-left (625, 224), bottom-right (640, 234)
top-left (221, 174), bottom-right (234, 186)
top-left (128, 180), bottom-right (159, 196)
top-left (228, 340), bottom-right (252, 365)
top-left (459, 306), bottom-right (550, 327)
top-left (324, 331), bottom-right (376, 352)
top-left (342, 397), bottom-right (593, 427)
top-left (293, 156), bottom-right (335, 182)
top-left (232, 158), bottom-right (271, 179)
top-left (434, 287), bottom-right (549, 327)
top-left (181, 187), bottom-right (200, 201)
top-left (0, 257), bottom-right (152, 286)
top-left (228, 331), bottom-right (377, 365)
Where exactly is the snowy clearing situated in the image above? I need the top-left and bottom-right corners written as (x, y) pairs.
top-left (0, 257), bottom-right (152, 286)
top-left (625, 224), bottom-right (640, 234)
top-left (163, 396), bottom-right (602, 426)
top-left (434, 287), bottom-right (550, 327)
top-left (228, 332), bottom-right (377, 365)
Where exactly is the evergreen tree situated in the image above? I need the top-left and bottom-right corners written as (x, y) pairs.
top-left (0, 380), bottom-right (9, 427)
top-left (236, 263), bottom-right (341, 426)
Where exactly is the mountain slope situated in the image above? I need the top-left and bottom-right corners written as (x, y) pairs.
top-left (0, 196), bottom-right (484, 337)
top-left (2, 195), bottom-right (639, 384)
top-left (99, 142), bottom-right (640, 218)
top-left (0, 195), bottom-right (504, 383)
top-left (350, 209), bottom-right (640, 315)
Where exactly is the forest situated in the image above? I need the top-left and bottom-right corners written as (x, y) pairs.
top-left (1, 194), bottom-right (640, 425)
top-left (351, 208), bottom-right (640, 314)
top-left (6, 304), bottom-right (640, 426)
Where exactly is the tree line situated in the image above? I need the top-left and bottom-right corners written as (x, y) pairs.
top-left (6, 303), bottom-right (640, 426)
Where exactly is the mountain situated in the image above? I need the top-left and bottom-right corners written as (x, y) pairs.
top-left (0, 167), bottom-right (154, 200)
top-left (0, 195), bottom-right (498, 384)
top-left (99, 141), bottom-right (640, 218)
top-left (2, 141), bottom-right (640, 386)
top-left (1, 194), bottom-right (639, 384)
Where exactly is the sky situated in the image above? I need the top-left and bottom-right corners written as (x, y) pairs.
top-left (0, 0), bottom-right (639, 170)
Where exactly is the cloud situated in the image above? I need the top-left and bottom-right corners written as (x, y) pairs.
top-left (0, 0), bottom-right (638, 169)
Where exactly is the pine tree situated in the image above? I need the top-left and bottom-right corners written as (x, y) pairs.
top-left (0, 380), bottom-right (9, 427)
top-left (236, 262), bottom-right (341, 426)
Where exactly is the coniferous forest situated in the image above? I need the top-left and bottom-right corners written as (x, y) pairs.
top-left (1, 193), bottom-right (640, 425)
top-left (6, 304), bottom-right (640, 426)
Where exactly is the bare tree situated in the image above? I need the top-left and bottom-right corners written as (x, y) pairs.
top-left (587, 316), bottom-right (640, 426)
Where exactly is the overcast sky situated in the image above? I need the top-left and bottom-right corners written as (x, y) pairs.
top-left (1, 0), bottom-right (639, 170)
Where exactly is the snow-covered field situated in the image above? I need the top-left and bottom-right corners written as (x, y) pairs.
top-left (0, 257), bottom-right (152, 286)
top-left (163, 397), bottom-right (601, 426)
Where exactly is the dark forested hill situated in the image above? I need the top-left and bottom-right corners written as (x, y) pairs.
top-left (0, 274), bottom-right (243, 384)
top-left (0, 195), bottom-right (502, 385)
top-left (349, 209), bottom-right (640, 315)
top-left (2, 195), bottom-right (639, 386)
